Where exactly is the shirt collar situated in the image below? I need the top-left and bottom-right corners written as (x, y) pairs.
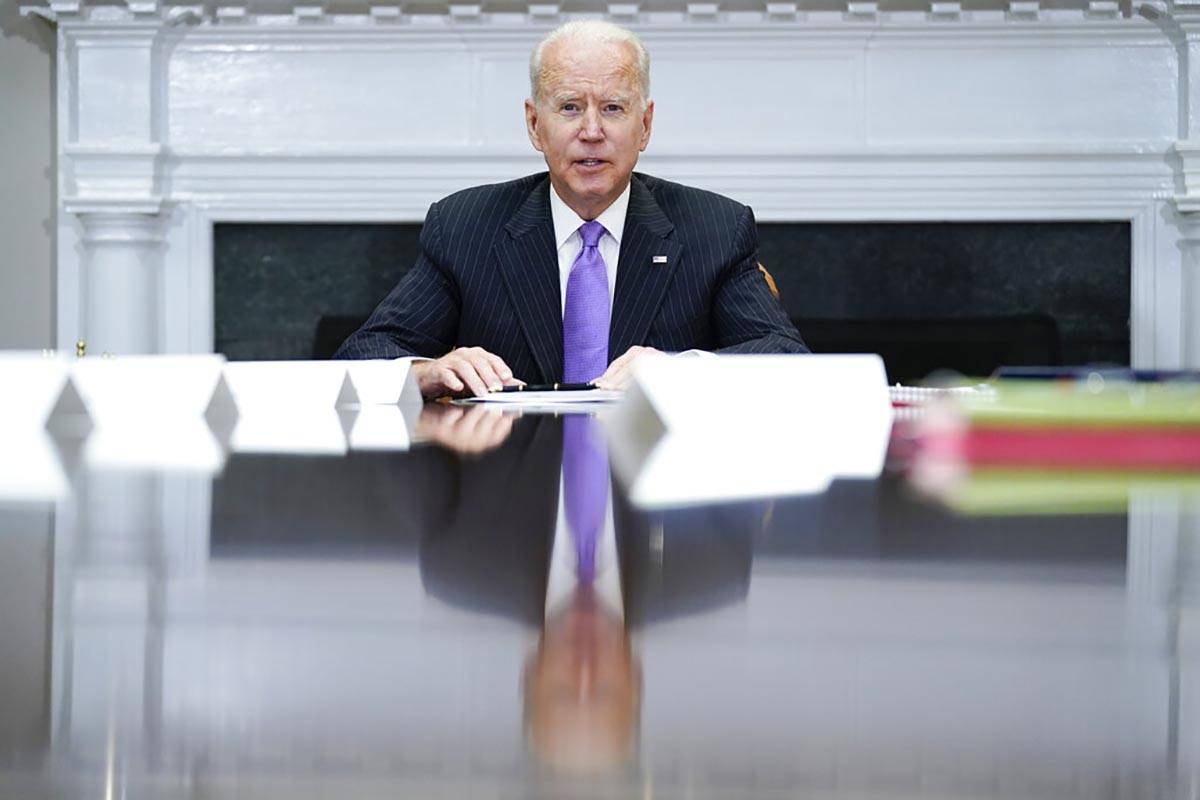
top-left (549, 180), bottom-right (631, 250)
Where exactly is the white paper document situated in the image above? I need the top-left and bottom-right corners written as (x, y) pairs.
top-left (458, 389), bottom-right (623, 405)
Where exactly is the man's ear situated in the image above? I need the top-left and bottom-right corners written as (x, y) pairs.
top-left (525, 98), bottom-right (545, 153)
top-left (638, 99), bottom-right (654, 152)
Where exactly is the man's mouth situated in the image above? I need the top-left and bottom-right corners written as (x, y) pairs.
top-left (575, 159), bottom-right (606, 167)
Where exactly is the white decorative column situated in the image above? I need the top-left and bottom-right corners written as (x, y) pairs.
top-left (51, 7), bottom-right (175, 354)
top-left (1176, 218), bottom-right (1200, 368)
top-left (71, 208), bottom-right (165, 354)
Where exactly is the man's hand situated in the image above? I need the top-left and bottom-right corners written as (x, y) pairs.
top-left (414, 404), bottom-right (516, 455)
top-left (592, 346), bottom-right (662, 391)
top-left (412, 347), bottom-right (523, 398)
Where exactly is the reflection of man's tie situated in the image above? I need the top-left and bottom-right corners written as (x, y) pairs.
top-left (563, 415), bottom-right (608, 583)
top-left (562, 220), bottom-right (610, 384)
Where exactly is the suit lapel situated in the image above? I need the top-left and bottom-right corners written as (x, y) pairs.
top-left (494, 177), bottom-right (563, 383)
top-left (609, 176), bottom-right (684, 358)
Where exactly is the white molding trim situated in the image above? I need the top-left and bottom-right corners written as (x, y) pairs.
top-left (18, 0), bottom-right (1162, 27)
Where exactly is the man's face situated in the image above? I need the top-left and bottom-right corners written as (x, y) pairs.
top-left (525, 38), bottom-right (654, 220)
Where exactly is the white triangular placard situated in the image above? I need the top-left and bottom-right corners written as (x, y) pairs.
top-left (335, 372), bottom-right (360, 408)
top-left (230, 409), bottom-right (350, 455)
top-left (0, 431), bottom-right (71, 502)
top-left (68, 355), bottom-right (227, 426)
top-left (222, 361), bottom-right (352, 410)
top-left (0, 353), bottom-right (78, 429)
top-left (45, 377), bottom-right (93, 435)
top-left (346, 403), bottom-right (422, 451)
top-left (608, 353), bottom-right (894, 509)
top-left (343, 359), bottom-right (423, 407)
top-left (203, 373), bottom-right (240, 442)
top-left (82, 419), bottom-right (226, 474)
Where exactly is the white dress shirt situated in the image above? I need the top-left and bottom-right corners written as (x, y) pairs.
top-left (549, 181), bottom-right (630, 313)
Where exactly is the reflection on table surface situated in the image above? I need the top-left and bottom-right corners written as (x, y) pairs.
top-left (1, 406), bottom-right (1198, 799)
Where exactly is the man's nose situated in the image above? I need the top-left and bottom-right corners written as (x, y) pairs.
top-left (579, 107), bottom-right (604, 140)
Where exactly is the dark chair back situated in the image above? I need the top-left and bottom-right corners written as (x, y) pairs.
top-left (312, 315), bottom-right (369, 359)
top-left (794, 314), bottom-right (1062, 384)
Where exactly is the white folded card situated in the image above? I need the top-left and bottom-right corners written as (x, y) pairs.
top-left (607, 353), bottom-right (893, 508)
top-left (615, 352), bottom-right (891, 438)
top-left (343, 359), bottom-right (423, 411)
top-left (345, 404), bottom-right (421, 451)
top-left (219, 362), bottom-right (360, 454)
top-left (82, 418), bottom-right (226, 473)
top-left (609, 428), bottom-right (832, 508)
top-left (67, 355), bottom-right (228, 426)
top-left (0, 431), bottom-right (72, 502)
top-left (221, 361), bottom-right (358, 410)
top-left (0, 352), bottom-right (80, 428)
top-left (229, 408), bottom-right (351, 455)
top-left (41, 356), bottom-right (231, 473)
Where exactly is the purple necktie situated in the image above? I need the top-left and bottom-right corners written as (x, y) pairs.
top-left (562, 415), bottom-right (608, 583)
top-left (562, 220), bottom-right (610, 383)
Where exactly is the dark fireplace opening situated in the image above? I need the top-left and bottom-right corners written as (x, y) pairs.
top-left (214, 220), bottom-right (1130, 384)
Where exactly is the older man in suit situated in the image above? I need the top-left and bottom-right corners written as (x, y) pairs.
top-left (335, 20), bottom-right (806, 396)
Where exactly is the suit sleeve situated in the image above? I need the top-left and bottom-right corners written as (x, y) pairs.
top-left (333, 201), bottom-right (461, 360)
top-left (711, 205), bottom-right (809, 355)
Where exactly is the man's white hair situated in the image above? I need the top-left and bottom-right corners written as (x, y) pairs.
top-left (529, 21), bottom-right (651, 107)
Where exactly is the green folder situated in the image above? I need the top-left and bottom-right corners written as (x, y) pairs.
top-left (960, 379), bottom-right (1200, 429)
top-left (925, 469), bottom-right (1200, 516)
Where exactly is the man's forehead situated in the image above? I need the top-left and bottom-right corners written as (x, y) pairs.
top-left (547, 80), bottom-right (637, 100)
top-left (540, 71), bottom-right (640, 101)
top-left (539, 40), bottom-right (640, 88)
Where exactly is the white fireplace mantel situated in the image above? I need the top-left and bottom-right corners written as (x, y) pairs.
top-left (19, 0), bottom-right (1200, 366)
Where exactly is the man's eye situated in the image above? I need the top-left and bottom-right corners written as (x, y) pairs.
top-left (605, 104), bottom-right (624, 113)
top-left (561, 103), bottom-right (579, 112)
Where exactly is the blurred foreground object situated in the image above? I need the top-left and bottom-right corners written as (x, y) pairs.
top-left (909, 376), bottom-right (1200, 514)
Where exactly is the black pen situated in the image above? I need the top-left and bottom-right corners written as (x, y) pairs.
top-left (489, 382), bottom-right (596, 393)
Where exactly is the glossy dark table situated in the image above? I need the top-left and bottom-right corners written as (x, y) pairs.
top-left (0, 406), bottom-right (1196, 799)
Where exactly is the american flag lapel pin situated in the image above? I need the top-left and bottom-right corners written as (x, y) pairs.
top-left (652, 255), bottom-right (668, 264)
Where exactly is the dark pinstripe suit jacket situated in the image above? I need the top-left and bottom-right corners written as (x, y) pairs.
top-left (334, 172), bottom-right (807, 382)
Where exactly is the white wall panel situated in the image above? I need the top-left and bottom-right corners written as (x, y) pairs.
top-left (868, 44), bottom-right (1178, 143)
top-left (76, 45), bottom-right (154, 142)
top-left (168, 47), bottom-right (475, 149)
top-left (653, 53), bottom-right (863, 146)
top-left (477, 55), bottom-right (534, 146)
